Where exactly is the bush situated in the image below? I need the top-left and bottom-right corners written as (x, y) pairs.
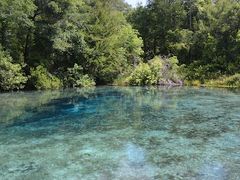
top-left (123, 56), bottom-right (183, 86)
top-left (185, 80), bottom-right (201, 86)
top-left (0, 49), bottom-right (27, 91)
top-left (113, 73), bottom-right (131, 86)
top-left (30, 65), bottom-right (62, 90)
top-left (75, 75), bottom-right (96, 87)
top-left (164, 56), bottom-right (181, 81)
top-left (205, 74), bottom-right (240, 88)
top-left (148, 56), bottom-right (163, 80)
top-left (183, 62), bottom-right (221, 84)
top-left (65, 64), bottom-right (95, 88)
top-left (225, 74), bottom-right (240, 87)
top-left (128, 63), bottom-right (157, 85)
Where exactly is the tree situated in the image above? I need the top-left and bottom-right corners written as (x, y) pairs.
top-left (0, 0), bottom-right (36, 63)
top-left (130, 0), bottom-right (240, 79)
top-left (52, 0), bottom-right (143, 84)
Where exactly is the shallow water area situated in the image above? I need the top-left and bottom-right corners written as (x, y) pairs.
top-left (0, 86), bottom-right (240, 179)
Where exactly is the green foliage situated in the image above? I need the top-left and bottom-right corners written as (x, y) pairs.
top-left (0, 0), bottom-right (240, 90)
top-left (30, 66), bottom-right (62, 90)
top-left (52, 0), bottom-right (143, 84)
top-left (225, 74), bottom-right (240, 87)
top-left (65, 64), bottom-right (83, 88)
top-left (126, 56), bottom-right (182, 86)
top-left (75, 75), bottom-right (96, 88)
top-left (206, 74), bottom-right (240, 88)
top-left (0, 0), bottom-right (143, 91)
top-left (165, 56), bottom-right (182, 82)
top-left (184, 80), bottom-right (201, 87)
top-left (166, 29), bottom-right (193, 63)
top-left (113, 74), bottom-right (130, 86)
top-left (130, 0), bottom-right (240, 82)
top-left (128, 63), bottom-right (156, 86)
top-left (129, 0), bottom-right (186, 58)
top-left (65, 64), bottom-right (95, 88)
top-left (182, 62), bottom-right (223, 84)
top-left (148, 57), bottom-right (163, 80)
top-left (0, 0), bottom-right (36, 63)
top-left (0, 48), bottom-right (27, 91)
top-left (88, 2), bottom-right (143, 84)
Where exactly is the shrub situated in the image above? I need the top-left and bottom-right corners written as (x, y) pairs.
top-left (205, 74), bottom-right (240, 88)
top-left (225, 74), bottom-right (240, 87)
top-left (65, 64), bottom-right (95, 88)
top-left (183, 62), bottom-right (221, 84)
top-left (185, 80), bottom-right (201, 86)
top-left (164, 56), bottom-right (181, 81)
top-left (30, 65), bottom-right (62, 90)
top-left (75, 75), bottom-right (96, 87)
top-left (148, 56), bottom-right (163, 80)
top-left (124, 56), bottom-right (183, 86)
top-left (0, 49), bottom-right (27, 91)
top-left (113, 73), bottom-right (131, 86)
top-left (128, 63), bottom-right (157, 85)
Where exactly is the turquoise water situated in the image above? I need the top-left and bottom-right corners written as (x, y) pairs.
top-left (0, 87), bottom-right (240, 179)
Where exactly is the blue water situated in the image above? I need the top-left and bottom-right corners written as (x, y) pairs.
top-left (0, 86), bottom-right (240, 179)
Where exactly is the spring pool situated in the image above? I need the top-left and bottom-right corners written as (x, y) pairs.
top-left (0, 87), bottom-right (240, 179)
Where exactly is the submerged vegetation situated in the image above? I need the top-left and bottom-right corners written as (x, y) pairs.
top-left (1, 87), bottom-right (240, 179)
top-left (0, 0), bottom-right (239, 91)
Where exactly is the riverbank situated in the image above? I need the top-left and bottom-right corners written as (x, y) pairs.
top-left (184, 74), bottom-right (240, 89)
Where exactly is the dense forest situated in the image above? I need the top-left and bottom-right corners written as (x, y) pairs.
top-left (0, 0), bottom-right (239, 91)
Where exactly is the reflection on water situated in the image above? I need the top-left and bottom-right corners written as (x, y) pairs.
top-left (114, 142), bottom-right (157, 179)
top-left (125, 142), bottom-right (145, 165)
top-left (0, 86), bottom-right (240, 179)
top-left (198, 162), bottom-right (228, 180)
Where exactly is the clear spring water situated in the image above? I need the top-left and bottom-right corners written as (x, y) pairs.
top-left (0, 86), bottom-right (240, 180)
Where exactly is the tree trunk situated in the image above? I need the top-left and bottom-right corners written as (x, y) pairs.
top-left (24, 30), bottom-right (31, 63)
top-left (23, 10), bottom-right (39, 64)
top-left (1, 20), bottom-right (7, 49)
